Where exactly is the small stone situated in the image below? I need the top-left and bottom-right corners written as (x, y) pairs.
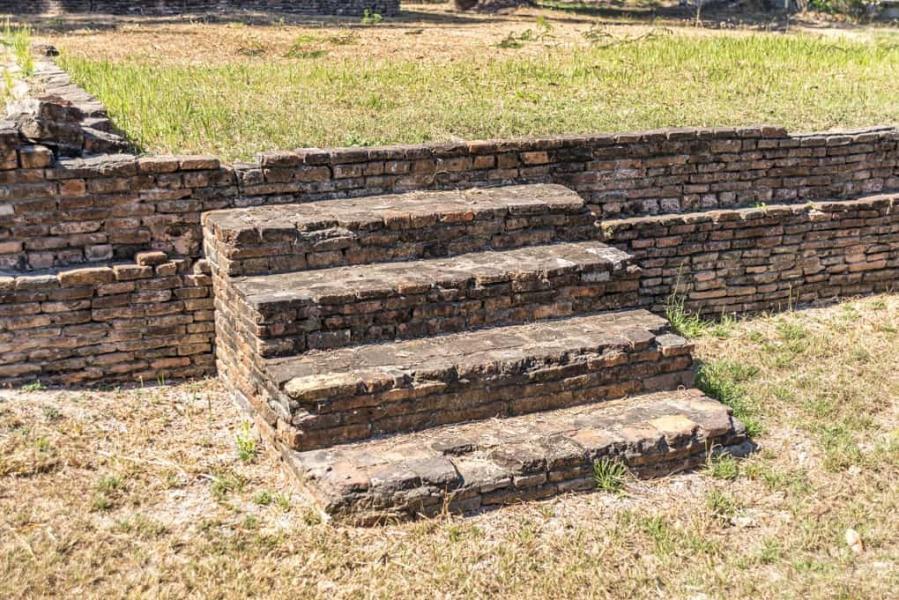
top-left (134, 251), bottom-right (168, 266)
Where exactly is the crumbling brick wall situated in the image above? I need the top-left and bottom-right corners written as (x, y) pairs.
top-left (0, 251), bottom-right (214, 385)
top-left (600, 196), bottom-right (899, 316)
top-left (2, 125), bottom-right (898, 271)
top-left (2, 69), bottom-right (898, 386)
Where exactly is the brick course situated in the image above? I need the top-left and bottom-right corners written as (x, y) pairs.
top-left (0, 252), bottom-right (214, 385)
top-left (2, 124), bottom-right (898, 272)
top-left (600, 195), bottom-right (899, 315)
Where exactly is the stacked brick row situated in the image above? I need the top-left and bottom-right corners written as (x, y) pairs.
top-left (0, 251), bottom-right (214, 385)
top-left (202, 185), bottom-right (596, 277)
top-left (3, 126), bottom-right (898, 273)
top-left (267, 312), bottom-right (695, 451)
top-left (246, 126), bottom-right (899, 219)
top-left (223, 243), bottom-right (640, 359)
top-left (601, 195), bottom-right (899, 315)
top-left (0, 148), bottom-right (236, 271)
top-left (4, 0), bottom-right (401, 17)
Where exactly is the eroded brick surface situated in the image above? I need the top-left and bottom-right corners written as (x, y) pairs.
top-left (224, 242), bottom-right (637, 356)
top-left (601, 195), bottom-right (899, 314)
top-left (0, 255), bottom-right (214, 385)
top-left (279, 388), bottom-right (748, 523)
top-left (202, 184), bottom-right (594, 276)
top-left (226, 310), bottom-right (696, 450)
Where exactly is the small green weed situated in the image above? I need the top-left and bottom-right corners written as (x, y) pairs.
top-left (361, 9), bottom-right (384, 26)
top-left (20, 380), bottom-right (45, 393)
top-left (210, 470), bottom-right (246, 502)
top-left (593, 458), bottom-right (628, 492)
top-left (92, 474), bottom-right (124, 512)
top-left (706, 489), bottom-right (739, 520)
top-left (706, 453), bottom-right (739, 480)
top-left (42, 406), bottom-right (61, 421)
top-left (640, 515), bottom-right (674, 554)
top-left (235, 421), bottom-right (258, 463)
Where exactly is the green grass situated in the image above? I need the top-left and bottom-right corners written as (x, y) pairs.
top-left (1, 21), bottom-right (34, 77)
top-left (58, 32), bottom-right (899, 161)
top-left (695, 359), bottom-right (763, 437)
top-left (593, 458), bottom-right (629, 492)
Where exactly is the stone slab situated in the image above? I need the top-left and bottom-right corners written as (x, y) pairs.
top-left (202, 184), bottom-right (594, 275)
top-left (281, 389), bottom-right (749, 523)
top-left (257, 310), bottom-right (695, 450)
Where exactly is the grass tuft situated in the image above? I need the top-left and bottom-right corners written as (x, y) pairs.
top-left (706, 453), bottom-right (740, 480)
top-left (593, 458), bottom-right (628, 492)
top-left (1, 20), bottom-right (34, 76)
top-left (696, 360), bottom-right (762, 437)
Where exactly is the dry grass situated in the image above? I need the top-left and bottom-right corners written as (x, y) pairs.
top-left (1, 293), bottom-right (897, 598)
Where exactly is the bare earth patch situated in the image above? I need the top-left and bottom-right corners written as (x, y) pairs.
top-left (1, 293), bottom-right (896, 597)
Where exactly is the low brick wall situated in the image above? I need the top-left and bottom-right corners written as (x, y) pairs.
top-left (2, 0), bottom-right (401, 17)
top-left (3, 78), bottom-right (898, 387)
top-left (600, 195), bottom-right (899, 315)
top-left (3, 125), bottom-right (898, 271)
top-left (0, 251), bottom-right (214, 385)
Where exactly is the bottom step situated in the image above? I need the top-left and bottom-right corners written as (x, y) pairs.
top-left (278, 389), bottom-right (749, 523)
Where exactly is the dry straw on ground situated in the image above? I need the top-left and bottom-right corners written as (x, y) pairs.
top-left (1, 294), bottom-right (896, 598)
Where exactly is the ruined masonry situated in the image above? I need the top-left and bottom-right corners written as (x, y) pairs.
top-left (203, 185), bottom-right (750, 522)
top-left (2, 56), bottom-right (897, 523)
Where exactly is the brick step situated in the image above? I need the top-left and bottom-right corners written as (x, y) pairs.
top-left (202, 184), bottom-right (594, 276)
top-left (234, 310), bottom-right (695, 451)
top-left (221, 241), bottom-right (638, 358)
top-left (270, 388), bottom-right (749, 523)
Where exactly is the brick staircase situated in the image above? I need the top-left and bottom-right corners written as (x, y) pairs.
top-left (203, 184), bottom-right (750, 523)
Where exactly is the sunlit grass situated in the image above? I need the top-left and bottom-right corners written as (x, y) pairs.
top-left (1, 21), bottom-right (34, 76)
top-left (58, 32), bottom-right (899, 160)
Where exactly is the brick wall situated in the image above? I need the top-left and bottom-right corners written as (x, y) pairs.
top-left (600, 195), bottom-right (899, 316)
top-left (2, 0), bottom-right (401, 17)
top-left (3, 92), bottom-right (898, 386)
top-left (3, 125), bottom-right (898, 271)
top-left (0, 251), bottom-right (214, 385)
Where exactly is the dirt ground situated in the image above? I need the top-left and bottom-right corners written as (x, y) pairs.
top-left (12, 1), bottom-right (894, 66)
top-left (1, 294), bottom-right (896, 598)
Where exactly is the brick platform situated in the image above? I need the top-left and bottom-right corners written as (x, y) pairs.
top-left (202, 184), bottom-right (595, 276)
top-left (277, 389), bottom-right (749, 524)
top-left (206, 183), bottom-right (749, 520)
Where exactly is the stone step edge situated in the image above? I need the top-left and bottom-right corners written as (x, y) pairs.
top-left (267, 309), bottom-right (681, 408)
top-left (232, 241), bottom-right (636, 311)
top-left (271, 389), bottom-right (752, 524)
top-left (202, 183), bottom-right (587, 243)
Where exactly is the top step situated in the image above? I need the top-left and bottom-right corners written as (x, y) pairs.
top-left (202, 184), bottom-right (594, 276)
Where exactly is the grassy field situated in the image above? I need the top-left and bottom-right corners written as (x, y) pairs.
top-left (1, 294), bottom-right (896, 598)
top-left (30, 5), bottom-right (898, 160)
